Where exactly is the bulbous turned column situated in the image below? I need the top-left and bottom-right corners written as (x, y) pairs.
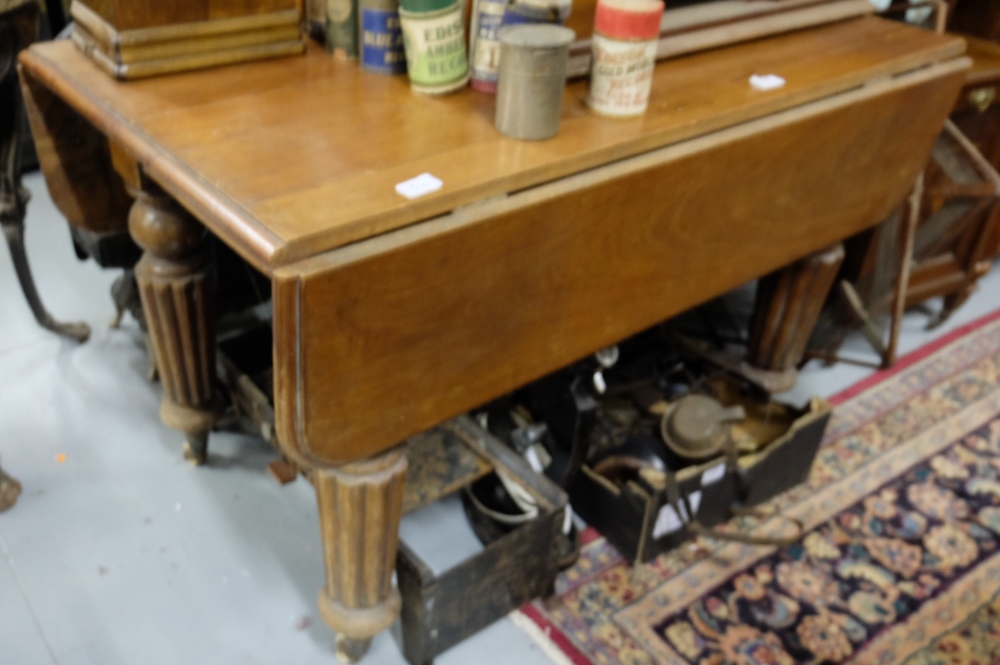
top-left (128, 181), bottom-right (217, 464)
top-left (315, 446), bottom-right (408, 663)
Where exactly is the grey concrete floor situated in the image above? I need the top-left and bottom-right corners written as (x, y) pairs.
top-left (0, 174), bottom-right (547, 665)
top-left (1, 172), bottom-right (999, 665)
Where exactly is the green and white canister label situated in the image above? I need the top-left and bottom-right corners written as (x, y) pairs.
top-left (399, 3), bottom-right (469, 93)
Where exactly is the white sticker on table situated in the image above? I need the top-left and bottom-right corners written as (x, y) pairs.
top-left (749, 74), bottom-right (786, 91)
top-left (395, 173), bottom-right (443, 200)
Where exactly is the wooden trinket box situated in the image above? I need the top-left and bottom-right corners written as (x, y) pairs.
top-left (394, 418), bottom-right (568, 665)
top-left (570, 393), bottom-right (831, 565)
top-left (217, 326), bottom-right (570, 665)
top-left (69, 0), bottom-right (305, 80)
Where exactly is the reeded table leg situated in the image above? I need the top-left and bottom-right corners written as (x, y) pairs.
top-left (747, 243), bottom-right (845, 390)
top-left (315, 446), bottom-right (407, 663)
top-left (128, 181), bottom-right (216, 464)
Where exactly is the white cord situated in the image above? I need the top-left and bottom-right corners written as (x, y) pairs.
top-left (466, 469), bottom-right (540, 525)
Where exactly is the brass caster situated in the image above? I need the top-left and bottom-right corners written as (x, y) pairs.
top-left (182, 432), bottom-right (208, 466)
top-left (335, 635), bottom-right (372, 663)
top-left (0, 467), bottom-right (22, 513)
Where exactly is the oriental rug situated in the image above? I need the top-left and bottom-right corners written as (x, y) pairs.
top-left (514, 308), bottom-right (1000, 665)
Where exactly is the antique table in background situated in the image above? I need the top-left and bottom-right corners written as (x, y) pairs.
top-left (18, 17), bottom-right (967, 661)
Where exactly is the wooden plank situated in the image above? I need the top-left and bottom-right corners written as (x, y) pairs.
top-left (563, 0), bottom-right (873, 78)
top-left (18, 18), bottom-right (965, 270)
top-left (271, 60), bottom-right (966, 465)
top-left (655, 0), bottom-right (872, 58)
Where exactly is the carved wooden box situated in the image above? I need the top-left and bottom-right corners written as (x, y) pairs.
top-left (69, 0), bottom-right (305, 79)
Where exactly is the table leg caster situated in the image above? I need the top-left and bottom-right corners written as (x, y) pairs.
top-left (0, 466), bottom-right (21, 513)
top-left (335, 636), bottom-right (372, 664)
top-left (182, 431), bottom-right (209, 466)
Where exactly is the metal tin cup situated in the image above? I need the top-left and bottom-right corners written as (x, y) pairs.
top-left (495, 24), bottom-right (575, 140)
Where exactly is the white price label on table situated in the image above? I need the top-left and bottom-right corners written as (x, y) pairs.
top-left (749, 74), bottom-right (786, 91)
top-left (395, 173), bottom-right (443, 200)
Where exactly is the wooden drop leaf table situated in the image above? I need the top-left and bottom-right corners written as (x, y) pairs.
top-left (18, 16), bottom-right (967, 661)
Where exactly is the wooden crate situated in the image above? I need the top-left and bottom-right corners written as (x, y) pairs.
top-left (394, 418), bottom-right (568, 665)
top-left (69, 0), bottom-right (305, 79)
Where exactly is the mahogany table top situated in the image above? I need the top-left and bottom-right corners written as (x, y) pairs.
top-left (19, 17), bottom-right (964, 273)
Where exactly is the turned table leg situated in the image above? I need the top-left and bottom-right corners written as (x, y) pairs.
top-left (315, 446), bottom-right (407, 663)
top-left (128, 181), bottom-right (216, 464)
top-left (747, 243), bottom-right (845, 390)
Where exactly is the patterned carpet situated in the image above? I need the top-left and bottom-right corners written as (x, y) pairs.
top-left (516, 310), bottom-right (1000, 665)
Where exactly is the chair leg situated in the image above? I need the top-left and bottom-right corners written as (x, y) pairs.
top-left (1, 186), bottom-right (90, 343)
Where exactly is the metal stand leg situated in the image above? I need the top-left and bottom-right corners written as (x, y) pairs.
top-left (0, 185), bottom-right (90, 342)
top-left (2, 17), bottom-right (89, 343)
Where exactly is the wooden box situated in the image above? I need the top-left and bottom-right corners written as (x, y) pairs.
top-left (69, 0), bottom-right (305, 79)
top-left (394, 419), bottom-right (568, 665)
top-left (570, 448), bottom-right (738, 565)
top-left (570, 397), bottom-right (831, 564)
top-left (737, 398), bottom-right (832, 505)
